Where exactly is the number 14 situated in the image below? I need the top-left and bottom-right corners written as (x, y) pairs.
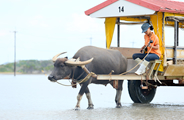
top-left (118, 6), bottom-right (124, 12)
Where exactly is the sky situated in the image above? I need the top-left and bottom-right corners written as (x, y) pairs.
top-left (0, 0), bottom-right (184, 64)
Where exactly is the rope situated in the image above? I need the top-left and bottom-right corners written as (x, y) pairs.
top-left (119, 38), bottom-right (156, 75)
top-left (56, 81), bottom-right (74, 86)
top-left (56, 72), bottom-right (96, 86)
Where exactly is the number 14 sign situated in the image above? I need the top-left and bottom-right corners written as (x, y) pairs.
top-left (118, 6), bottom-right (124, 12)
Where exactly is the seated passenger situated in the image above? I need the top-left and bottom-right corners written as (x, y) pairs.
top-left (132, 23), bottom-right (161, 75)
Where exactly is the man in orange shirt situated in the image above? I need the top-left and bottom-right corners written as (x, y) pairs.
top-left (132, 23), bottom-right (161, 75)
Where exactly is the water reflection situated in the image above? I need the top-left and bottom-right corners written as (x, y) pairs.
top-left (0, 75), bottom-right (184, 120)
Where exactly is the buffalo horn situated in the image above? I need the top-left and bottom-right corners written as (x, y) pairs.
top-left (52, 52), bottom-right (67, 62)
top-left (65, 58), bottom-right (93, 66)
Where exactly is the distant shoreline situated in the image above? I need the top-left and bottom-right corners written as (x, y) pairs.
top-left (0, 72), bottom-right (49, 75)
top-left (0, 72), bottom-right (23, 75)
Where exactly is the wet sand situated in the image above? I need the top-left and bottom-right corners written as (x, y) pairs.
top-left (1, 104), bottom-right (184, 120)
top-left (0, 75), bottom-right (184, 120)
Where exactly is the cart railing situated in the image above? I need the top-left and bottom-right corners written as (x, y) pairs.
top-left (111, 46), bottom-right (184, 63)
top-left (166, 46), bottom-right (184, 65)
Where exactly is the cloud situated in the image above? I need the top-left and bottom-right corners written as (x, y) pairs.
top-left (7, 0), bottom-right (22, 2)
top-left (66, 13), bottom-right (104, 33)
top-left (0, 30), bottom-right (9, 37)
top-left (29, 15), bottom-right (49, 28)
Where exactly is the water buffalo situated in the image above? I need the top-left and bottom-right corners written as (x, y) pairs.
top-left (48, 46), bottom-right (127, 110)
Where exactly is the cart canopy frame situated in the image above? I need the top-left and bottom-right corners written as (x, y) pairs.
top-left (85, 0), bottom-right (184, 72)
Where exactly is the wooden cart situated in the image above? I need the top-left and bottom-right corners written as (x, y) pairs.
top-left (85, 0), bottom-right (184, 103)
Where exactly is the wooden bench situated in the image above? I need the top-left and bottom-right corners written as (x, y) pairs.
top-left (111, 47), bottom-right (140, 59)
top-left (111, 47), bottom-right (140, 73)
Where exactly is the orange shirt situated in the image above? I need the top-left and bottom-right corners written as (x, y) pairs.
top-left (144, 32), bottom-right (161, 57)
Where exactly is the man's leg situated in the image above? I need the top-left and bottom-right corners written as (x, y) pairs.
top-left (135, 54), bottom-right (159, 75)
top-left (132, 53), bottom-right (147, 60)
top-left (145, 54), bottom-right (159, 61)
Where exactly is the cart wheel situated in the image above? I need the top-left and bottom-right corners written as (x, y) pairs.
top-left (128, 80), bottom-right (156, 103)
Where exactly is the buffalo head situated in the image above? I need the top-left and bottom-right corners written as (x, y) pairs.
top-left (48, 52), bottom-right (93, 82)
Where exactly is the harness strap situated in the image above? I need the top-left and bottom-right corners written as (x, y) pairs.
top-left (76, 72), bottom-right (96, 83)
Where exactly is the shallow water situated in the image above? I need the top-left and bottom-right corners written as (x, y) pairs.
top-left (0, 75), bottom-right (184, 120)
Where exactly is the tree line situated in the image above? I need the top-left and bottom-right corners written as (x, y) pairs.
top-left (0, 60), bottom-right (54, 74)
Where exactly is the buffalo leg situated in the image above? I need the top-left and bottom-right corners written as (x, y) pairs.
top-left (85, 87), bottom-right (94, 109)
top-left (115, 90), bottom-right (122, 108)
top-left (111, 80), bottom-right (123, 108)
top-left (75, 79), bottom-right (91, 110)
top-left (75, 94), bottom-right (83, 110)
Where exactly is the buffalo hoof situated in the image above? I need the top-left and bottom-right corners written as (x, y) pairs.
top-left (87, 106), bottom-right (94, 109)
top-left (87, 104), bottom-right (94, 109)
top-left (74, 107), bottom-right (80, 111)
top-left (116, 104), bottom-right (122, 108)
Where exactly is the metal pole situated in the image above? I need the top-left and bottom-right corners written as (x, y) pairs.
top-left (177, 21), bottom-right (179, 46)
top-left (173, 20), bottom-right (178, 64)
top-left (14, 31), bottom-right (16, 76)
top-left (117, 18), bottom-right (120, 47)
top-left (162, 12), bottom-right (166, 66)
